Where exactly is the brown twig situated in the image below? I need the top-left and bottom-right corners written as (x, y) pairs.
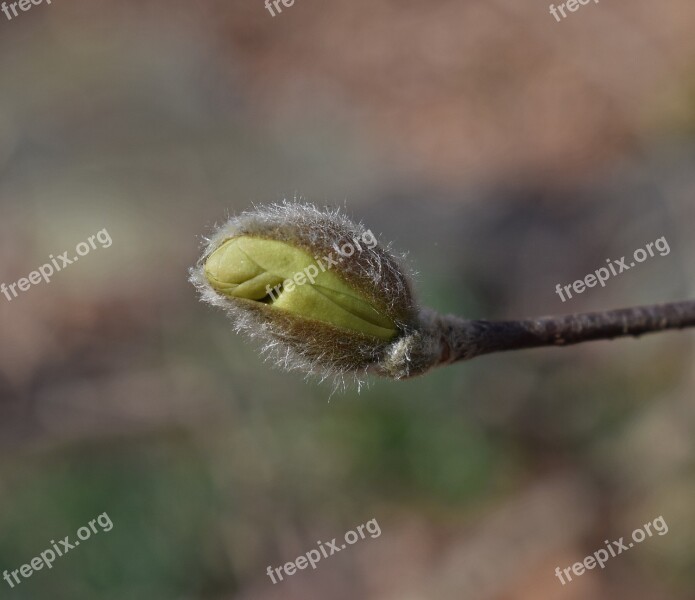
top-left (437, 300), bottom-right (695, 364)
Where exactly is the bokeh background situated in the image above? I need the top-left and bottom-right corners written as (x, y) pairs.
top-left (1, 1), bottom-right (694, 598)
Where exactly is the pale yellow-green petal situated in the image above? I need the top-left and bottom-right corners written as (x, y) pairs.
top-left (310, 285), bottom-right (396, 331)
top-left (273, 284), bottom-right (396, 340)
top-left (204, 236), bottom-right (397, 340)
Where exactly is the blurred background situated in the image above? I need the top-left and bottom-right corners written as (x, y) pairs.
top-left (0, 1), bottom-right (694, 598)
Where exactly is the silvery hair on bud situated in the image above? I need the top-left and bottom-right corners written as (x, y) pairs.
top-left (190, 200), bottom-right (447, 389)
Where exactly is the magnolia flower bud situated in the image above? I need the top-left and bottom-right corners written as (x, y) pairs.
top-left (190, 201), bottom-right (442, 387)
top-left (194, 201), bottom-right (695, 386)
top-left (204, 237), bottom-right (398, 340)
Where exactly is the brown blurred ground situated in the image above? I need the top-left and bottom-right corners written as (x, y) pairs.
top-left (213, 0), bottom-right (695, 185)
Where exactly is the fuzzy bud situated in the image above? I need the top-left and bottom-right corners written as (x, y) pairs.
top-left (204, 237), bottom-right (398, 340)
top-left (190, 201), bottom-right (443, 387)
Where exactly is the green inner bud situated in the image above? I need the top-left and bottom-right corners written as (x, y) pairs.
top-left (204, 237), bottom-right (397, 341)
